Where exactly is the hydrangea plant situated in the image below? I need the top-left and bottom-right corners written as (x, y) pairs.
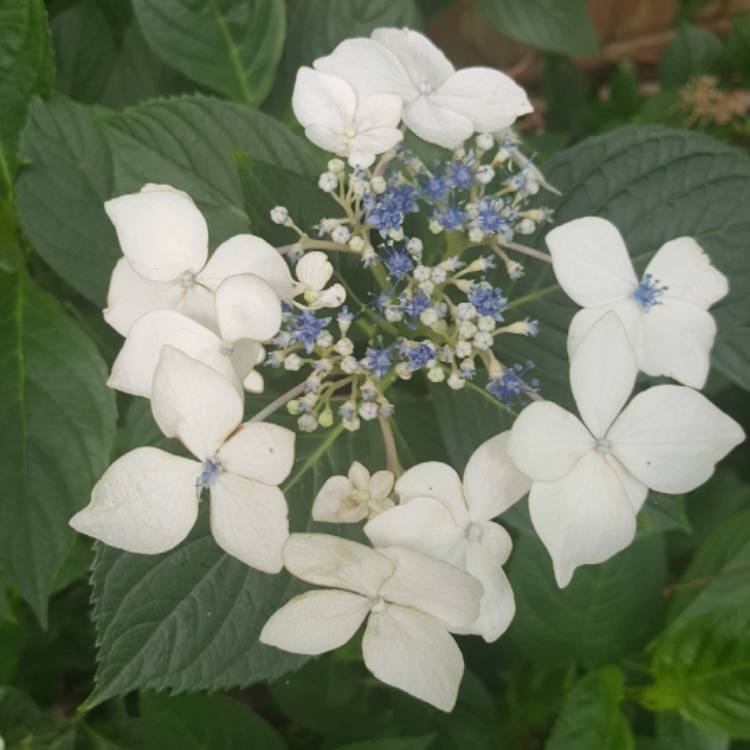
top-left (65, 28), bottom-right (744, 713)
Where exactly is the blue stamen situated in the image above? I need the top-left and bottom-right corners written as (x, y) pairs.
top-left (632, 274), bottom-right (667, 312)
top-left (196, 458), bottom-right (222, 496)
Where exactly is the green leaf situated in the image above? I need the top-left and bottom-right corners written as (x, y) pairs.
top-left (430, 381), bottom-right (514, 470)
top-left (132, 0), bottom-right (285, 105)
top-left (0, 0), bottom-right (53, 197)
top-left (17, 98), bottom-right (117, 307)
top-left (51, 2), bottom-right (192, 109)
top-left (51, 0), bottom-right (119, 104)
top-left (545, 667), bottom-right (634, 750)
top-left (638, 493), bottom-right (691, 536)
top-left (127, 692), bottom-right (286, 750)
top-left (17, 95), bottom-right (320, 306)
top-left (724, 13), bottom-right (750, 85)
top-left (653, 712), bottom-right (729, 750)
top-left (86, 391), bottom-right (441, 707)
top-left (0, 273), bottom-right (117, 623)
top-left (504, 126), bottom-right (750, 400)
top-left (475, 0), bottom-right (597, 57)
top-left (660, 23), bottom-right (722, 88)
top-left (506, 506), bottom-right (667, 667)
top-left (335, 738), bottom-right (435, 750)
top-left (267, 0), bottom-right (421, 113)
top-left (667, 507), bottom-right (750, 629)
top-left (235, 150), bottom-right (336, 246)
top-left (643, 604), bottom-right (750, 738)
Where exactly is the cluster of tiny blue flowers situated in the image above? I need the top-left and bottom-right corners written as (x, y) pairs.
top-left (264, 131), bottom-right (556, 430)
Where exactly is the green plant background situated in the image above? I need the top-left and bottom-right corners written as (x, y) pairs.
top-left (1, 0), bottom-right (750, 747)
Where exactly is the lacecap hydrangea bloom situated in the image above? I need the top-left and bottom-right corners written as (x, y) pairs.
top-left (69, 25), bottom-right (745, 713)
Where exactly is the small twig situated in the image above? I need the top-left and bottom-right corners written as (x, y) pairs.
top-left (379, 415), bottom-right (403, 477)
top-left (498, 239), bottom-right (553, 263)
top-left (250, 382), bottom-right (307, 423)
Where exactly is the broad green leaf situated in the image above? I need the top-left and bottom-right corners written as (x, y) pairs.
top-left (475, 0), bottom-right (597, 57)
top-left (506, 506), bottom-right (667, 667)
top-left (16, 98), bottom-right (117, 308)
top-left (236, 150), bottom-right (335, 246)
top-left (638, 493), bottom-right (691, 536)
top-left (86, 392), bottom-right (443, 707)
top-left (660, 24), bottom-right (722, 88)
top-left (652, 712), bottom-right (729, 750)
top-left (545, 667), bottom-right (634, 750)
top-left (0, 273), bottom-right (117, 623)
top-left (51, 0), bottom-right (119, 104)
top-left (724, 13), bottom-right (750, 85)
top-left (0, 0), bottom-right (53, 197)
top-left (267, 0), bottom-right (421, 114)
top-left (126, 692), bottom-right (286, 750)
top-left (17, 96), bottom-right (320, 306)
top-left (132, 0), bottom-right (285, 105)
top-left (643, 604), bottom-right (750, 738)
top-left (667, 507), bottom-right (750, 629)
top-left (51, 1), bottom-right (191, 109)
top-left (504, 126), bottom-right (750, 400)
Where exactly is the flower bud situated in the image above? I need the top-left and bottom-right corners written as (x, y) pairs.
top-left (328, 158), bottom-right (345, 174)
top-left (318, 171), bottom-right (338, 192)
top-left (370, 175), bottom-right (387, 194)
top-left (270, 206), bottom-right (289, 225)
top-left (331, 225), bottom-right (351, 244)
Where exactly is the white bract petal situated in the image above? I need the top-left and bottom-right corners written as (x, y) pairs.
top-left (210, 474), bottom-right (289, 573)
top-left (104, 186), bottom-right (208, 281)
top-left (430, 67), bottom-right (532, 133)
top-left (508, 401), bottom-right (594, 481)
top-left (546, 217), bottom-right (638, 307)
top-left (529, 451), bottom-right (637, 587)
top-left (214, 274), bottom-right (282, 343)
top-left (378, 546), bottom-right (482, 630)
top-left (261, 590), bottom-right (371, 655)
top-left (645, 237), bottom-right (728, 309)
top-left (197, 234), bottom-right (294, 300)
top-left (218, 422), bottom-right (295, 486)
top-left (283, 534), bottom-right (393, 598)
top-left (107, 309), bottom-right (241, 398)
top-left (314, 37), bottom-right (417, 101)
top-left (296, 251), bottom-right (333, 292)
top-left (570, 311), bottom-right (637, 438)
top-left (462, 432), bottom-right (531, 520)
top-left (312, 475), bottom-right (367, 523)
top-left (395, 461), bottom-right (468, 523)
top-left (638, 299), bottom-right (717, 389)
top-left (292, 66), bottom-right (356, 133)
top-left (365, 496), bottom-right (467, 566)
top-left (464, 527), bottom-right (515, 642)
top-left (70, 447), bottom-right (200, 554)
top-left (151, 346), bottom-right (243, 462)
top-left (403, 96), bottom-right (473, 150)
top-left (371, 27), bottom-right (455, 91)
top-left (103, 258), bottom-right (193, 337)
top-left (363, 605), bottom-right (464, 712)
top-left (609, 384), bottom-right (745, 493)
